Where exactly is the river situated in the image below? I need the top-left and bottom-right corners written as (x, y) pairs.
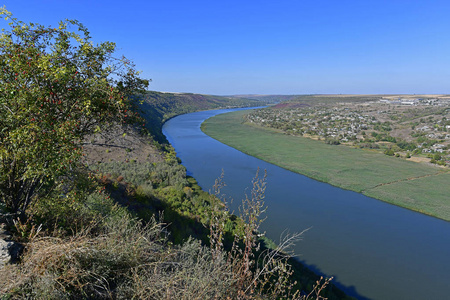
top-left (162, 108), bottom-right (450, 300)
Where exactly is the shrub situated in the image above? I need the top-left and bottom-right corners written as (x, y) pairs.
top-left (384, 149), bottom-right (395, 156)
top-left (325, 138), bottom-right (340, 145)
top-left (0, 9), bottom-right (148, 215)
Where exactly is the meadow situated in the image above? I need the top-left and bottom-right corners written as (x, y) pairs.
top-left (202, 110), bottom-right (450, 221)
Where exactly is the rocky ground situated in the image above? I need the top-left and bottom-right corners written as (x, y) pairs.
top-left (0, 223), bottom-right (23, 267)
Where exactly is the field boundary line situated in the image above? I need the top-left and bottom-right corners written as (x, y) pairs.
top-left (362, 170), bottom-right (449, 192)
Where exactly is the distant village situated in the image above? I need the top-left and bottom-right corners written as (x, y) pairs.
top-left (247, 99), bottom-right (450, 166)
top-left (378, 97), bottom-right (450, 106)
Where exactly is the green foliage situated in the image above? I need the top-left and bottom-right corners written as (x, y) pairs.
top-left (433, 153), bottom-right (442, 160)
top-left (371, 132), bottom-right (396, 143)
top-left (91, 159), bottom-right (225, 243)
top-left (325, 138), bottom-right (340, 145)
top-left (397, 140), bottom-right (417, 151)
top-left (93, 160), bottom-right (187, 189)
top-left (138, 91), bottom-right (262, 143)
top-left (429, 153), bottom-right (447, 166)
top-left (384, 149), bottom-right (395, 156)
top-left (373, 122), bottom-right (392, 132)
top-left (24, 169), bottom-right (128, 237)
top-left (0, 8), bottom-right (148, 214)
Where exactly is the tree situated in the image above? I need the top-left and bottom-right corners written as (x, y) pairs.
top-left (0, 8), bottom-right (149, 215)
top-left (384, 149), bottom-right (395, 156)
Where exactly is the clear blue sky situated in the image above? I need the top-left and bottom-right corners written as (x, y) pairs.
top-left (2, 0), bottom-right (450, 95)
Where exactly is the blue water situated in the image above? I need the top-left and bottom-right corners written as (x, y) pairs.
top-left (162, 108), bottom-right (450, 300)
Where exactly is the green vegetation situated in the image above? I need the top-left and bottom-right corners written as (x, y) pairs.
top-left (1, 158), bottom-right (343, 299)
top-left (139, 91), bottom-right (263, 143)
top-left (89, 159), bottom-right (350, 299)
top-left (91, 157), bottom-right (219, 243)
top-left (365, 172), bottom-right (450, 219)
top-left (0, 8), bottom-right (148, 215)
top-left (202, 110), bottom-right (450, 221)
top-left (246, 97), bottom-right (450, 166)
top-left (0, 10), bottom-right (348, 299)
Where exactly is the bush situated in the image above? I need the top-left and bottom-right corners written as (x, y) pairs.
top-left (0, 9), bottom-right (148, 215)
top-left (384, 149), bottom-right (395, 156)
top-left (325, 138), bottom-right (340, 145)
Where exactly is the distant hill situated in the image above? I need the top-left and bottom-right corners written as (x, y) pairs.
top-left (138, 91), bottom-right (263, 143)
top-left (230, 94), bottom-right (301, 103)
top-left (289, 94), bottom-right (382, 104)
top-left (231, 94), bottom-right (385, 104)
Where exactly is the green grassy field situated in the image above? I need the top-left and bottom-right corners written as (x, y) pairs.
top-left (202, 110), bottom-right (450, 221)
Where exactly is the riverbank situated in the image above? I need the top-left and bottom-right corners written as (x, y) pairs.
top-left (202, 110), bottom-right (450, 221)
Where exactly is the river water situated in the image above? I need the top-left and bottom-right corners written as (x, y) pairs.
top-left (162, 108), bottom-right (450, 300)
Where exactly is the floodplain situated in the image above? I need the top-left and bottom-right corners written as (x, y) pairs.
top-left (202, 101), bottom-right (450, 221)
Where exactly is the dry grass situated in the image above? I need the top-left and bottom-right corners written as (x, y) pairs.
top-left (0, 172), bottom-right (333, 299)
top-left (2, 214), bottom-right (331, 298)
top-left (0, 216), bottom-right (165, 298)
top-left (0, 217), bottom-right (315, 299)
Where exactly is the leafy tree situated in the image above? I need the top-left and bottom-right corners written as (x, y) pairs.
top-left (397, 140), bottom-right (416, 151)
top-left (384, 149), bottom-right (395, 156)
top-left (0, 8), bottom-right (148, 215)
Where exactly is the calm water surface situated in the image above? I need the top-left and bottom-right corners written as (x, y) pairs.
top-left (162, 108), bottom-right (450, 300)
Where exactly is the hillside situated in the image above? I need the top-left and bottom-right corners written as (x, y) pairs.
top-left (83, 91), bottom-right (263, 165)
top-left (0, 10), bottom-right (345, 298)
top-left (1, 88), bottom-right (350, 298)
top-left (139, 91), bottom-right (263, 143)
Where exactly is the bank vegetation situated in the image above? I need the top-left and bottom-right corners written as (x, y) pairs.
top-left (0, 9), bottom-right (349, 299)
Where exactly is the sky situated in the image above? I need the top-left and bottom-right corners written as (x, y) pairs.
top-left (2, 0), bottom-right (450, 95)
